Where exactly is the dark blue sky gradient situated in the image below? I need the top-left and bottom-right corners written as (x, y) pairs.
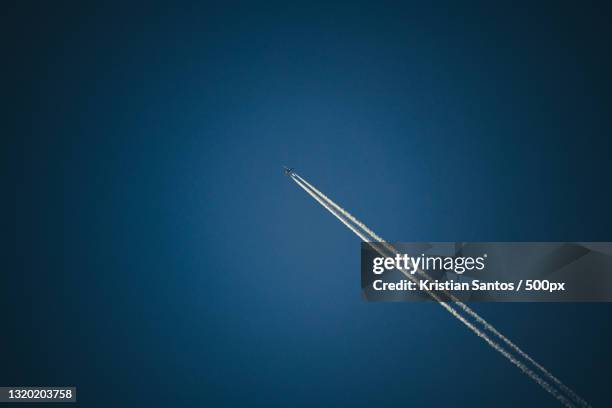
top-left (8, 2), bottom-right (612, 407)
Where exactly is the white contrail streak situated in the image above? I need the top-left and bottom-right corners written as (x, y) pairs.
top-left (290, 172), bottom-right (587, 408)
top-left (293, 173), bottom-right (589, 408)
top-left (292, 177), bottom-right (372, 243)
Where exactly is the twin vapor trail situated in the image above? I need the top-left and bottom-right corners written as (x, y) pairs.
top-left (287, 169), bottom-right (589, 408)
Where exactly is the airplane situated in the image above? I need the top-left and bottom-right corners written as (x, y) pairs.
top-left (283, 166), bottom-right (294, 176)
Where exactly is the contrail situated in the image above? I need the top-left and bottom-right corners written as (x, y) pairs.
top-left (289, 171), bottom-right (588, 408)
top-left (292, 173), bottom-right (590, 408)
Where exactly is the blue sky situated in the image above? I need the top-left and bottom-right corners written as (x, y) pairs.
top-left (8, 1), bottom-right (612, 406)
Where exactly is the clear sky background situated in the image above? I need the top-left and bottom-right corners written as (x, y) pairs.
top-left (8, 1), bottom-right (612, 407)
